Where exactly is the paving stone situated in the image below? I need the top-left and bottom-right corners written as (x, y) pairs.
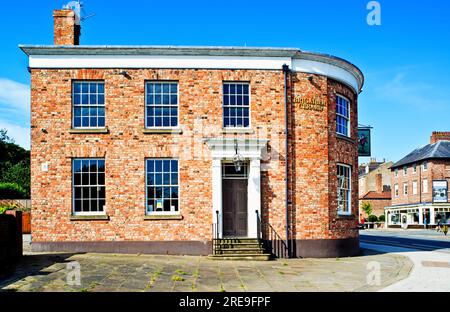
top-left (0, 250), bottom-right (413, 292)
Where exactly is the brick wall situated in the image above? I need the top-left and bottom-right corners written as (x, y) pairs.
top-left (31, 67), bottom-right (359, 255)
top-left (288, 74), bottom-right (358, 243)
top-left (31, 68), bottom-right (287, 242)
top-left (391, 160), bottom-right (450, 205)
top-left (359, 199), bottom-right (390, 218)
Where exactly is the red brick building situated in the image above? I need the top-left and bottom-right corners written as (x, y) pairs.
top-left (386, 132), bottom-right (450, 228)
top-left (21, 8), bottom-right (364, 258)
top-left (359, 160), bottom-right (392, 218)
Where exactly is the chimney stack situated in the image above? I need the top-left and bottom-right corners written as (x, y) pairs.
top-left (375, 173), bottom-right (383, 193)
top-left (53, 9), bottom-right (80, 45)
top-left (430, 132), bottom-right (450, 144)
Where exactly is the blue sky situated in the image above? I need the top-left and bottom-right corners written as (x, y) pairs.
top-left (0, 0), bottom-right (449, 164)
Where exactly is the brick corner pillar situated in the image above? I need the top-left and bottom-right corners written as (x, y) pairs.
top-left (53, 9), bottom-right (80, 45)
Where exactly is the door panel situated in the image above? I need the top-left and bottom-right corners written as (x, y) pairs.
top-left (222, 179), bottom-right (248, 237)
top-left (222, 180), bottom-right (235, 236)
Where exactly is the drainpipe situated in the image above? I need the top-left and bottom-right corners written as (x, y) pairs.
top-left (282, 64), bottom-right (290, 257)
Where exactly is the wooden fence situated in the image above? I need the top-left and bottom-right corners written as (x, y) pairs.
top-left (0, 199), bottom-right (31, 234)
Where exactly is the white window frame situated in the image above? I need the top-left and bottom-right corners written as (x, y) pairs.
top-left (145, 158), bottom-right (180, 215)
top-left (72, 81), bottom-right (106, 129)
top-left (403, 182), bottom-right (408, 195)
top-left (413, 164), bottom-right (417, 174)
top-left (394, 184), bottom-right (399, 197)
top-left (412, 181), bottom-right (418, 195)
top-left (72, 158), bottom-right (106, 216)
top-left (337, 163), bottom-right (352, 215)
top-left (423, 179), bottom-right (429, 193)
top-left (403, 166), bottom-right (408, 175)
top-left (394, 169), bottom-right (398, 178)
top-left (145, 81), bottom-right (179, 129)
top-left (336, 95), bottom-right (351, 137)
top-left (422, 161), bottom-right (428, 171)
top-left (222, 82), bottom-right (251, 129)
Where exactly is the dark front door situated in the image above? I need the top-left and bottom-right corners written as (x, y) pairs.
top-left (222, 179), bottom-right (248, 237)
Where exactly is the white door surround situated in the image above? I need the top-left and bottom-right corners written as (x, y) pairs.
top-left (205, 138), bottom-right (269, 238)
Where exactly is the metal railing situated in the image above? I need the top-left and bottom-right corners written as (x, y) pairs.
top-left (212, 210), bottom-right (220, 255)
top-left (256, 210), bottom-right (289, 259)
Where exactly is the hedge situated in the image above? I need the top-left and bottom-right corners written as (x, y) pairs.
top-left (0, 182), bottom-right (27, 199)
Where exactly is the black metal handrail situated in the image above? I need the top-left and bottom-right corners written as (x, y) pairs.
top-left (211, 210), bottom-right (220, 255)
top-left (256, 210), bottom-right (289, 258)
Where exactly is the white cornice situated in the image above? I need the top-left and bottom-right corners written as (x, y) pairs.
top-left (20, 45), bottom-right (364, 93)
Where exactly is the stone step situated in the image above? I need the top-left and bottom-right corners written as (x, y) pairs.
top-left (215, 243), bottom-right (264, 249)
top-left (214, 248), bottom-right (266, 255)
top-left (215, 238), bottom-right (260, 244)
top-left (207, 254), bottom-right (272, 261)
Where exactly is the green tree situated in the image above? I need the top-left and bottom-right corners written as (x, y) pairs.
top-left (0, 129), bottom-right (30, 198)
top-left (361, 201), bottom-right (373, 217)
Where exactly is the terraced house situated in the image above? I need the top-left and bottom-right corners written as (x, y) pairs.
top-left (386, 132), bottom-right (450, 228)
top-left (21, 7), bottom-right (364, 259)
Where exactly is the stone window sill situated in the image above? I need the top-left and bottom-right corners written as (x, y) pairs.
top-left (221, 128), bottom-right (254, 134)
top-left (143, 128), bottom-right (183, 134)
top-left (335, 214), bottom-right (356, 220)
top-left (144, 214), bottom-right (183, 220)
top-left (336, 134), bottom-right (356, 144)
top-left (69, 128), bottom-right (109, 134)
top-left (70, 214), bottom-right (110, 221)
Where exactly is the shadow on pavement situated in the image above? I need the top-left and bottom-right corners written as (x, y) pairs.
top-left (0, 253), bottom-right (81, 291)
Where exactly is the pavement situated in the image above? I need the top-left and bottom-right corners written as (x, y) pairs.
top-left (0, 235), bottom-right (413, 292)
top-left (360, 229), bottom-right (450, 292)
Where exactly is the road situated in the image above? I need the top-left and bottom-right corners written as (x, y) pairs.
top-left (360, 230), bottom-right (450, 292)
top-left (360, 229), bottom-right (450, 253)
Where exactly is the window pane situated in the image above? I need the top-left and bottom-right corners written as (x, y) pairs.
top-left (163, 199), bottom-right (171, 212)
top-left (155, 160), bottom-right (162, 172)
top-left (163, 160), bottom-right (170, 172)
top-left (155, 174), bottom-right (162, 185)
top-left (171, 160), bottom-right (178, 172)
top-left (73, 83), bottom-right (81, 93)
top-left (171, 187), bottom-right (178, 198)
top-left (147, 160), bottom-right (154, 173)
top-left (171, 173), bottom-right (178, 185)
top-left (163, 173), bottom-right (170, 185)
top-left (98, 173), bottom-right (106, 185)
top-left (172, 200), bottom-right (178, 212)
